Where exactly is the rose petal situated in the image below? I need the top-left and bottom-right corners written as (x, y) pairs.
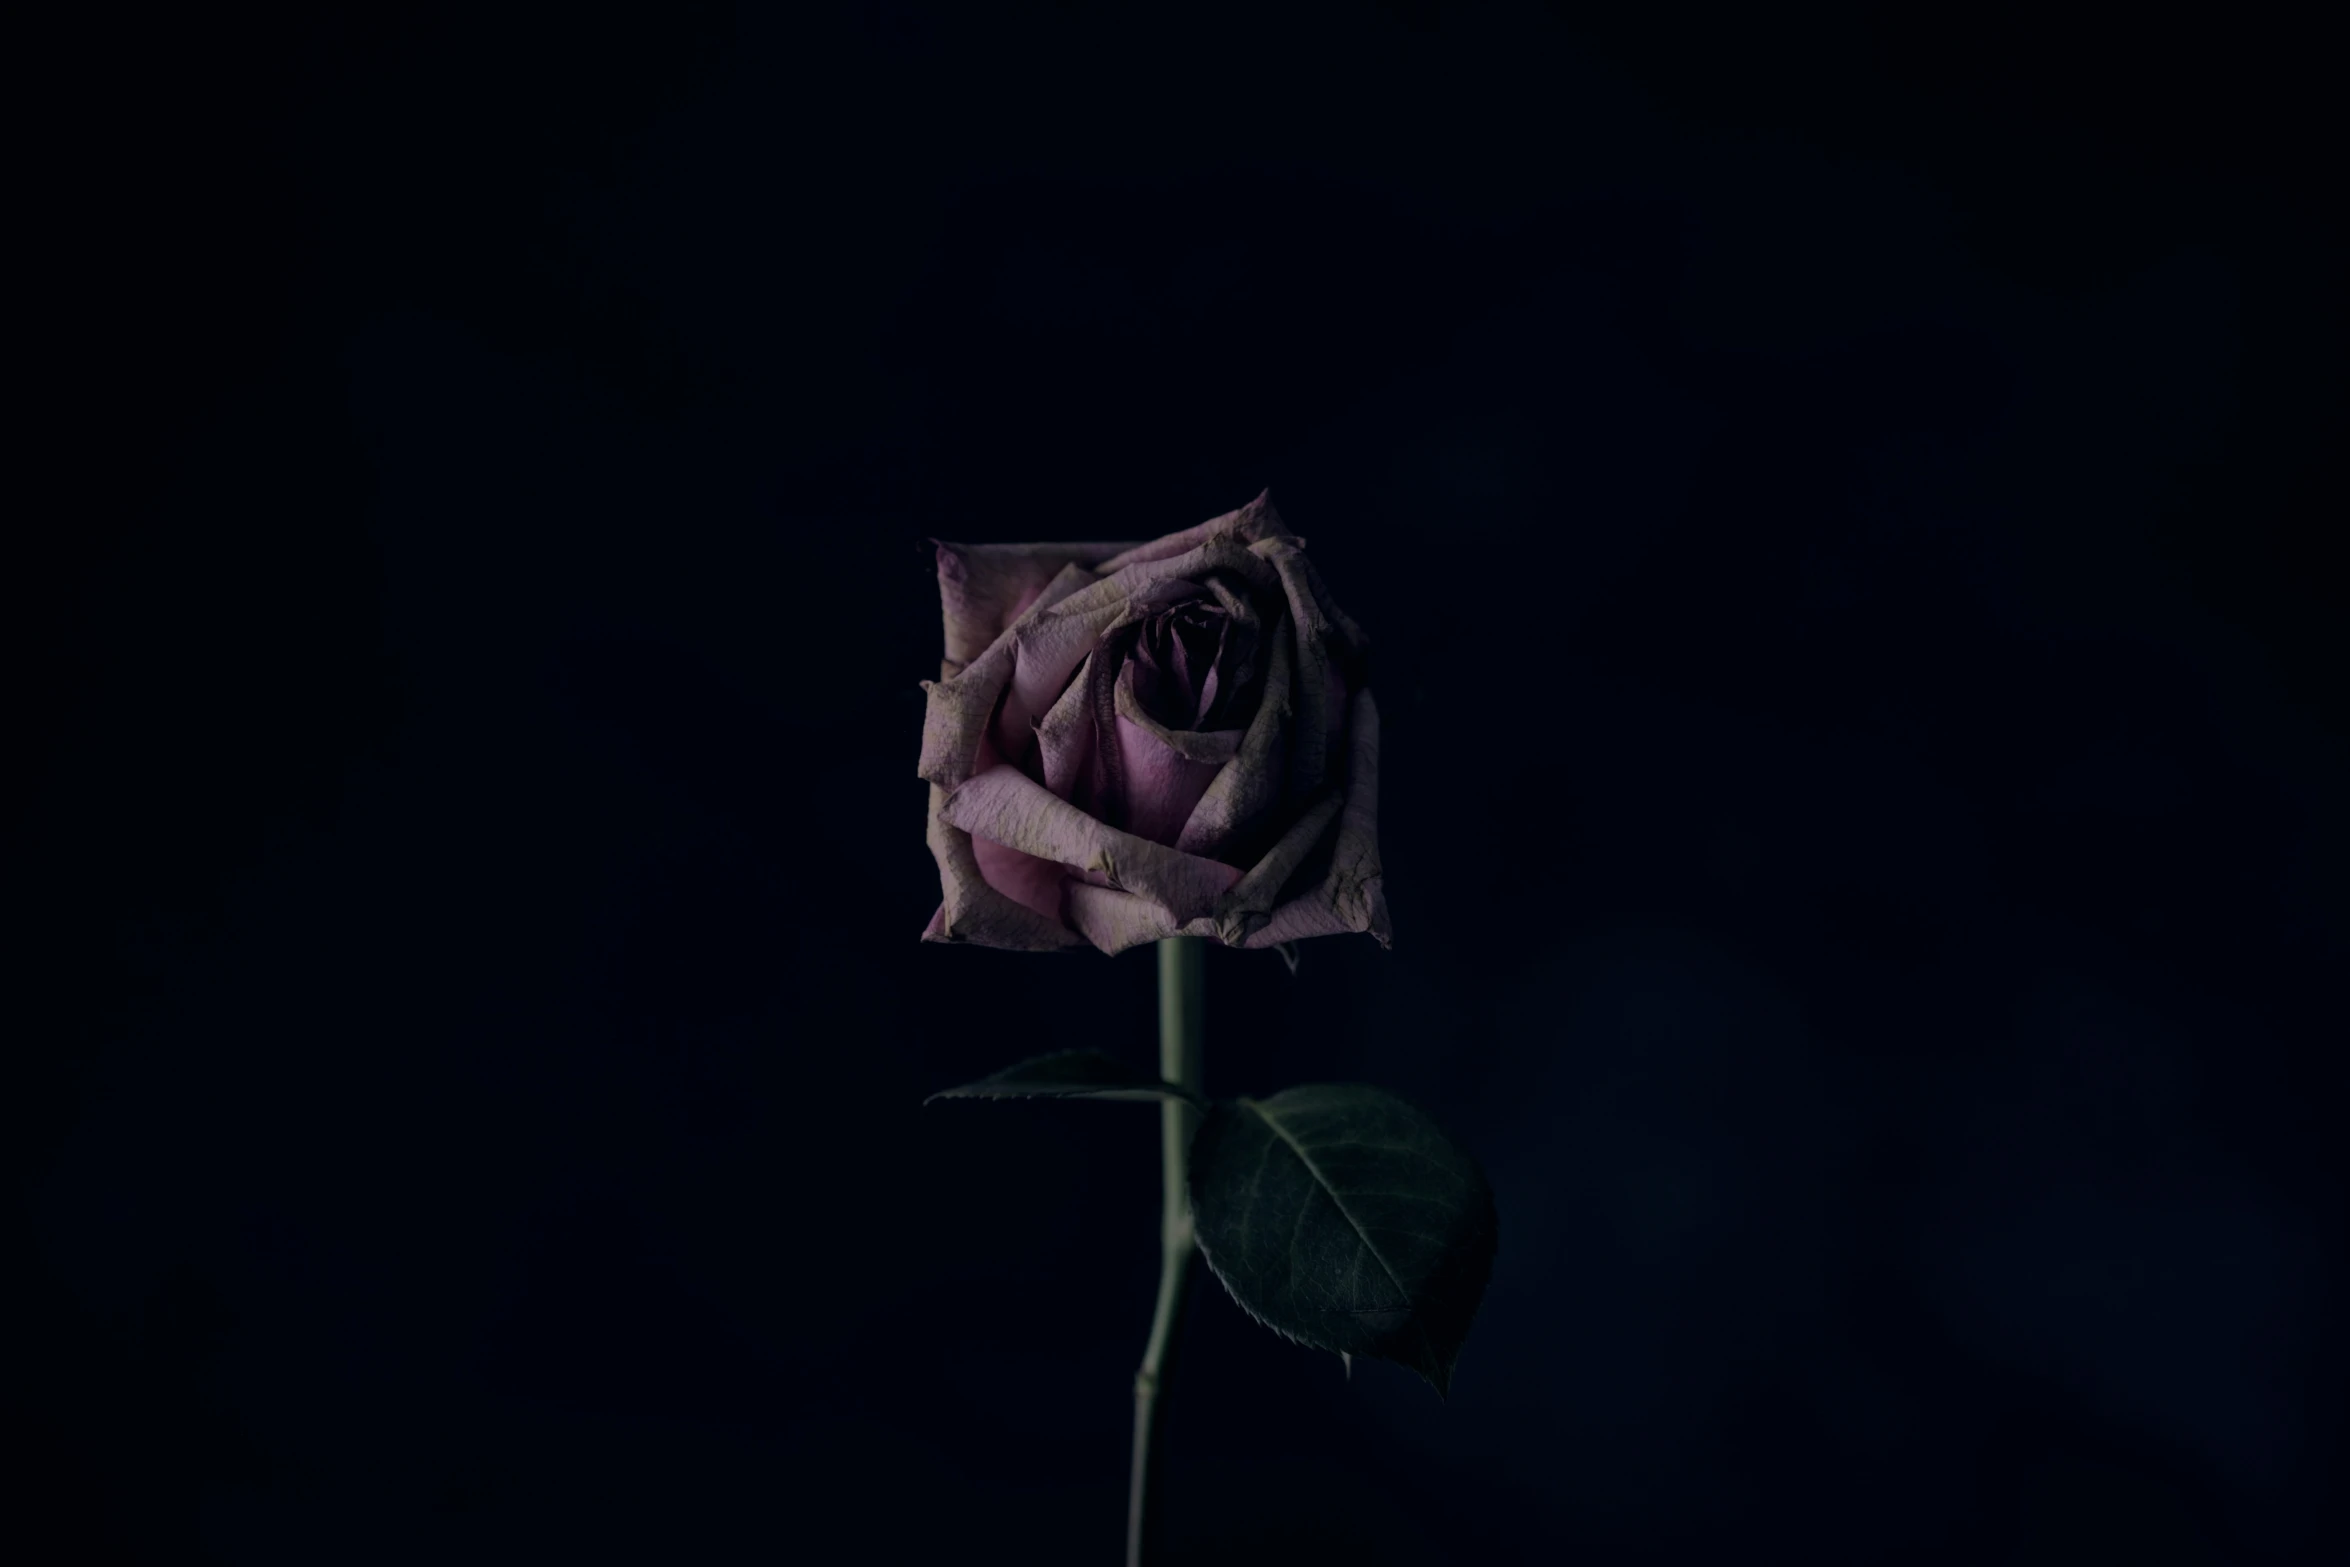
top-left (1048, 535), bottom-right (1281, 625)
top-left (1034, 651), bottom-right (1099, 800)
top-left (1064, 884), bottom-right (1219, 955)
top-left (940, 764), bottom-right (1243, 924)
top-left (1091, 489), bottom-right (1299, 575)
top-left (1113, 717), bottom-right (1239, 848)
top-left (1257, 537), bottom-right (1348, 800)
top-left (1066, 690), bottom-right (1387, 954)
top-left (993, 539), bottom-right (1271, 783)
top-left (1207, 790), bottom-right (1344, 946)
top-left (919, 560), bottom-right (1100, 790)
top-left (1081, 629), bottom-right (1132, 827)
top-left (932, 539), bottom-right (1140, 670)
top-left (999, 577), bottom-right (1197, 771)
top-left (1128, 601), bottom-right (1229, 728)
top-left (1192, 573), bottom-right (1266, 731)
top-left (916, 637), bottom-right (1015, 791)
top-left (1234, 686), bottom-right (1390, 949)
top-left (1113, 670), bottom-right (1246, 767)
top-left (1174, 614), bottom-right (1292, 861)
top-left (971, 830), bottom-right (1071, 925)
top-left (922, 782), bottom-right (1088, 949)
top-left (1242, 886), bottom-right (1360, 945)
top-left (1113, 667), bottom-right (1242, 847)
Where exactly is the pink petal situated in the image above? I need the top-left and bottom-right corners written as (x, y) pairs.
top-left (1174, 614), bottom-right (1293, 860)
top-left (1055, 535), bottom-right (1281, 621)
top-left (916, 636), bottom-right (1015, 791)
top-left (920, 781), bottom-right (1088, 950)
top-left (970, 831), bottom-right (1070, 926)
top-left (1112, 661), bottom-right (1243, 847)
top-left (1064, 884), bottom-right (1217, 955)
top-left (940, 764), bottom-right (1243, 924)
top-left (998, 579), bottom-right (1194, 770)
top-left (1069, 688), bottom-right (1387, 955)
top-left (992, 538), bottom-right (1269, 773)
top-left (1114, 714), bottom-right (1234, 846)
top-left (1092, 490), bottom-right (1299, 574)
top-left (1206, 792), bottom-right (1345, 946)
top-left (918, 561), bottom-right (1097, 790)
top-left (1258, 538), bottom-right (1348, 800)
top-left (1034, 653), bottom-right (1098, 799)
top-left (1236, 687), bottom-right (1390, 949)
top-left (932, 539), bottom-right (1139, 670)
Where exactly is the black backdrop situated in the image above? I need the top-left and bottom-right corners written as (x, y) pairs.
top-left (14, 2), bottom-right (2343, 1563)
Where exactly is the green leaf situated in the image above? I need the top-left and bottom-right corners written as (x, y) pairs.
top-left (923, 1048), bottom-right (1208, 1110)
top-left (1187, 1083), bottom-right (1497, 1398)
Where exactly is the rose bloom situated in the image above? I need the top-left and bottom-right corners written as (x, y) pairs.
top-left (917, 491), bottom-right (1390, 956)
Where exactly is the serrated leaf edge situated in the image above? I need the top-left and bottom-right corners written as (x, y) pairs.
top-left (1238, 1095), bottom-right (1450, 1389)
top-left (1189, 1094), bottom-right (1471, 1397)
top-left (1191, 1222), bottom-right (1351, 1360)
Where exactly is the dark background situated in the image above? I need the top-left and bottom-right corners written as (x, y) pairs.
top-left (13, 1), bottom-right (2343, 1562)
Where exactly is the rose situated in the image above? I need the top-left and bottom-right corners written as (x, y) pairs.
top-left (916, 490), bottom-right (1390, 956)
top-left (915, 495), bottom-right (1495, 1552)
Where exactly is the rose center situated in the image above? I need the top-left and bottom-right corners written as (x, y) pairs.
top-left (1128, 602), bottom-right (1239, 730)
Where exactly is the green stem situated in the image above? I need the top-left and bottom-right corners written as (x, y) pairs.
top-left (1127, 936), bottom-right (1204, 1567)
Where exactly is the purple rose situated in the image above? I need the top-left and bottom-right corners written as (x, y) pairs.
top-left (917, 491), bottom-right (1390, 956)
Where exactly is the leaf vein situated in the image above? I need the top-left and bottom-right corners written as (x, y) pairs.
top-left (1244, 1099), bottom-right (1414, 1315)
